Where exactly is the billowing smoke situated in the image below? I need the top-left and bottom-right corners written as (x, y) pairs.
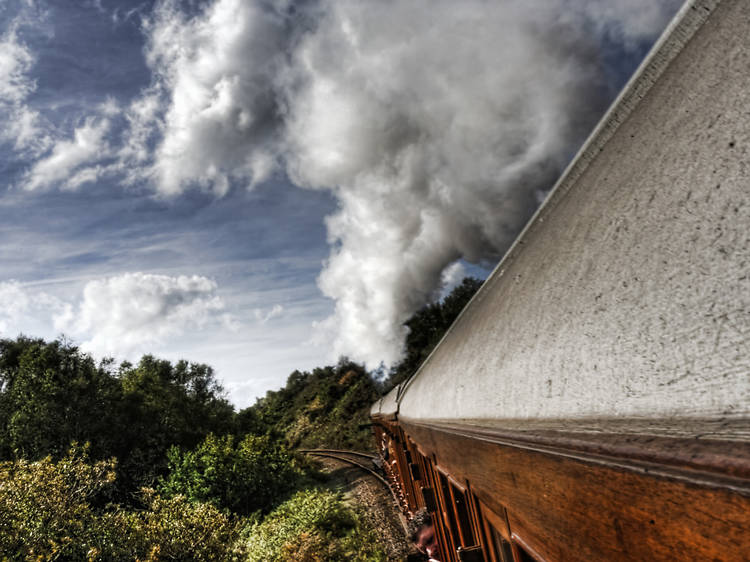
top-left (16, 0), bottom-right (682, 367)
top-left (276, 0), bottom-right (680, 366)
top-left (141, 0), bottom-right (682, 367)
top-left (283, 1), bottom-right (609, 364)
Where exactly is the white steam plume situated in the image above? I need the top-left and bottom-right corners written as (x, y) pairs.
top-left (281, 0), bottom-right (679, 365)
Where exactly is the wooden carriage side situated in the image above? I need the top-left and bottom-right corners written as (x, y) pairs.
top-left (372, 1), bottom-right (750, 560)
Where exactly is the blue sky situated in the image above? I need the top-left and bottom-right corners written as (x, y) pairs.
top-left (0, 0), bottom-right (681, 406)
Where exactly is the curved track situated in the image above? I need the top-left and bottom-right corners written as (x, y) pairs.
top-left (299, 448), bottom-right (376, 461)
top-left (301, 448), bottom-right (411, 553)
top-left (299, 449), bottom-right (387, 488)
top-left (300, 448), bottom-right (409, 535)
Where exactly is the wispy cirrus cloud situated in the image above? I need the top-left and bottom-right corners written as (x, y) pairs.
top-left (0, 4), bottom-right (119, 191)
top-left (22, 117), bottom-right (112, 191)
top-left (0, 14), bottom-right (51, 155)
top-left (254, 304), bottom-right (283, 324)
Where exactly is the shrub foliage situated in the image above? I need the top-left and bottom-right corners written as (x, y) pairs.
top-left (0, 446), bottom-right (239, 561)
top-left (236, 488), bottom-right (386, 562)
top-left (159, 433), bottom-right (300, 515)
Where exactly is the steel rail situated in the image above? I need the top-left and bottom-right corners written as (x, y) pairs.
top-left (298, 448), bottom-right (376, 461)
top-left (302, 450), bottom-right (388, 487)
top-left (300, 449), bottom-right (410, 534)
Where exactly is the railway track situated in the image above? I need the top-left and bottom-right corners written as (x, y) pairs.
top-left (298, 448), bottom-right (385, 486)
top-left (299, 448), bottom-right (409, 534)
top-left (299, 448), bottom-right (376, 461)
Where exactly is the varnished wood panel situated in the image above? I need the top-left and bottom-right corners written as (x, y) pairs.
top-left (400, 420), bottom-right (750, 561)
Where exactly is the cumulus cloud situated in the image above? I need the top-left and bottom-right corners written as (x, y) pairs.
top-left (58, 272), bottom-right (229, 356)
top-left (134, 0), bottom-right (291, 195)
top-left (0, 282), bottom-right (32, 334)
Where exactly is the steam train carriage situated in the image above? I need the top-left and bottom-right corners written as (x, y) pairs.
top-left (371, 1), bottom-right (750, 560)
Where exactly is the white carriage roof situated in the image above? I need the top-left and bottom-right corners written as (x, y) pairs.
top-left (398, 0), bottom-right (750, 426)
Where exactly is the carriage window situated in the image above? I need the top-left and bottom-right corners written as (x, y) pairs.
top-left (451, 482), bottom-right (475, 547)
top-left (477, 500), bottom-right (513, 562)
top-left (489, 525), bottom-right (513, 562)
top-left (438, 472), bottom-right (461, 548)
top-left (415, 454), bottom-right (453, 562)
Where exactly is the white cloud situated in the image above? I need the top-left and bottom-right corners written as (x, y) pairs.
top-left (119, 89), bottom-right (161, 166)
top-left (58, 272), bottom-right (229, 357)
top-left (0, 282), bottom-right (31, 334)
top-left (0, 281), bottom-right (68, 336)
top-left (0, 26), bottom-right (34, 105)
top-left (0, 20), bottom-right (51, 155)
top-left (0, 8), bottom-right (114, 188)
top-left (135, 0), bottom-right (289, 195)
top-left (23, 118), bottom-right (111, 191)
top-left (254, 304), bottom-right (284, 324)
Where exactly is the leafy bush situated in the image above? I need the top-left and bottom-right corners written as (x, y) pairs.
top-left (235, 488), bottom-right (386, 562)
top-left (121, 489), bottom-right (240, 562)
top-left (0, 445), bottom-right (117, 560)
top-left (159, 433), bottom-right (300, 515)
top-left (0, 447), bottom-right (240, 561)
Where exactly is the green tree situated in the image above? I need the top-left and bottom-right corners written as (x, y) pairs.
top-left (115, 356), bottom-right (235, 492)
top-left (240, 361), bottom-right (380, 451)
top-left (0, 337), bottom-right (122, 461)
top-left (0, 337), bottom-right (238, 502)
top-left (159, 433), bottom-right (299, 516)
